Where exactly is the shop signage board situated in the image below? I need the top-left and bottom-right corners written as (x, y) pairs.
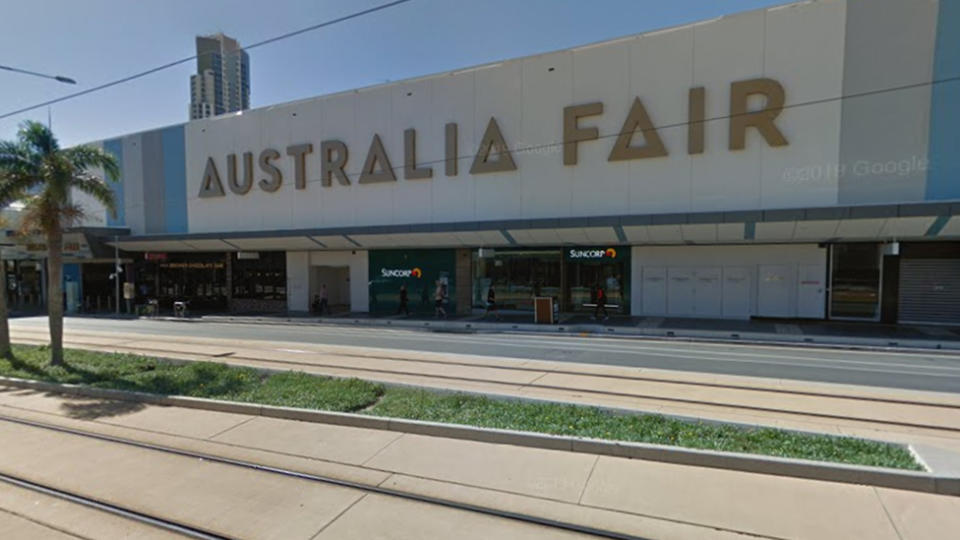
top-left (368, 249), bottom-right (455, 314)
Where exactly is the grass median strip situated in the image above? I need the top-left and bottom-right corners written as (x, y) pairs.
top-left (0, 345), bottom-right (921, 471)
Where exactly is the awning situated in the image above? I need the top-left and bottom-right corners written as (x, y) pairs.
top-left (106, 201), bottom-right (960, 252)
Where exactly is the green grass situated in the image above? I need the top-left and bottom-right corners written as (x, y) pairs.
top-left (0, 345), bottom-right (383, 412)
top-left (365, 388), bottom-right (922, 470)
top-left (0, 345), bottom-right (921, 470)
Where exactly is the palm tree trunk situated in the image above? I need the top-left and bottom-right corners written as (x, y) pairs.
top-left (0, 251), bottom-right (10, 359)
top-left (47, 229), bottom-right (64, 366)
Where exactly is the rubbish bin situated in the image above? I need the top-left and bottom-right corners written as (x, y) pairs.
top-left (533, 296), bottom-right (554, 324)
top-left (173, 301), bottom-right (188, 318)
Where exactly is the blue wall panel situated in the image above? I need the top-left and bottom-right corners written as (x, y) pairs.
top-left (161, 125), bottom-right (188, 233)
top-left (926, 0), bottom-right (960, 200)
top-left (102, 139), bottom-right (125, 226)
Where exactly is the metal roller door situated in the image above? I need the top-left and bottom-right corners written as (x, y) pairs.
top-left (898, 259), bottom-right (960, 324)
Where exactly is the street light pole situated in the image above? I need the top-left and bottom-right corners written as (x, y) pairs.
top-left (0, 64), bottom-right (76, 85)
top-left (114, 236), bottom-right (120, 315)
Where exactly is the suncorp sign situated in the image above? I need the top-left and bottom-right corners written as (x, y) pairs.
top-left (568, 248), bottom-right (617, 260)
top-left (381, 267), bottom-right (423, 279)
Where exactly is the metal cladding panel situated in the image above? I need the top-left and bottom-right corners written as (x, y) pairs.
top-left (141, 130), bottom-right (165, 234)
top-left (926, 0), bottom-right (960, 200)
top-left (898, 258), bottom-right (960, 324)
top-left (837, 0), bottom-right (939, 204)
top-left (102, 139), bottom-right (124, 227)
top-left (161, 125), bottom-right (188, 233)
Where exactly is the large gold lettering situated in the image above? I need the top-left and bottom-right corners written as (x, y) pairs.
top-left (563, 102), bottom-right (603, 165)
top-left (729, 78), bottom-right (788, 150)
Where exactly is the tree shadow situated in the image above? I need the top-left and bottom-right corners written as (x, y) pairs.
top-left (0, 385), bottom-right (147, 420)
top-left (58, 395), bottom-right (147, 420)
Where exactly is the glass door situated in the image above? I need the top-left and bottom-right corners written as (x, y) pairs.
top-left (829, 243), bottom-right (882, 320)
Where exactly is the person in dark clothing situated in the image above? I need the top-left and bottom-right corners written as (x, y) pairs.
top-left (485, 285), bottom-right (501, 320)
top-left (318, 284), bottom-right (330, 315)
top-left (397, 284), bottom-right (410, 316)
top-left (593, 284), bottom-right (608, 321)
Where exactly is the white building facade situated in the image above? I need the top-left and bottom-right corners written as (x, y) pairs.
top-left (69, 0), bottom-right (960, 324)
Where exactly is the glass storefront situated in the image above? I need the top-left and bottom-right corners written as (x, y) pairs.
top-left (134, 252), bottom-right (228, 311)
top-left (473, 249), bottom-right (561, 311)
top-left (472, 247), bottom-right (630, 313)
top-left (564, 247), bottom-right (629, 313)
top-left (830, 243), bottom-right (882, 320)
top-left (5, 260), bottom-right (43, 311)
top-left (232, 252), bottom-right (286, 301)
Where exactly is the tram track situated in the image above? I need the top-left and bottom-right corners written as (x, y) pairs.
top-left (10, 332), bottom-right (960, 437)
top-left (0, 413), bottom-right (644, 540)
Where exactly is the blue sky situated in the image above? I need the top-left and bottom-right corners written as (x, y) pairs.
top-left (0, 0), bottom-right (789, 146)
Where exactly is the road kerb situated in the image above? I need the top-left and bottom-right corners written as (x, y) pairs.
top-left (0, 375), bottom-right (955, 497)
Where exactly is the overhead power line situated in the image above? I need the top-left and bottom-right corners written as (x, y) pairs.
top-left (0, 0), bottom-right (413, 121)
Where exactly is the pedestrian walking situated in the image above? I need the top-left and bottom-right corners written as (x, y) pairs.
top-left (434, 281), bottom-right (447, 319)
top-left (318, 283), bottom-right (330, 315)
top-left (397, 284), bottom-right (410, 316)
top-left (485, 285), bottom-right (501, 320)
top-left (593, 284), bottom-right (608, 321)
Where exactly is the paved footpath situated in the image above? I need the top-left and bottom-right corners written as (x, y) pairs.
top-left (11, 324), bottom-right (960, 471)
top-left (0, 387), bottom-right (957, 539)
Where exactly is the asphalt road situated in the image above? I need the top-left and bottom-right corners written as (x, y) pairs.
top-left (10, 316), bottom-right (960, 394)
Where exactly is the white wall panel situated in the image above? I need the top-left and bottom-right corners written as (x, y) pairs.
top-left (520, 51), bottom-right (573, 219)
top-left (429, 71), bottom-right (476, 223)
top-left (691, 10), bottom-right (766, 212)
top-left (473, 62), bottom-right (523, 220)
top-left (628, 27), bottom-right (694, 214)
top-left (317, 93), bottom-right (360, 227)
top-left (760, 1), bottom-right (846, 209)
top-left (392, 79), bottom-right (435, 224)
top-left (571, 40), bottom-right (630, 217)
top-left (179, 1), bottom-right (855, 236)
top-left (630, 244), bottom-right (826, 318)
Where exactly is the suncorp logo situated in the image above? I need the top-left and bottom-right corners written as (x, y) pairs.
top-left (381, 267), bottom-right (422, 278)
top-left (568, 248), bottom-right (617, 260)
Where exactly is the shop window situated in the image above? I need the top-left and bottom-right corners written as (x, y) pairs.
top-left (830, 243), bottom-right (882, 320)
top-left (232, 251), bottom-right (286, 300)
top-left (473, 249), bottom-right (562, 311)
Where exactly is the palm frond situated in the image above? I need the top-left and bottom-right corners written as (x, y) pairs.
top-left (72, 174), bottom-right (117, 216)
top-left (63, 145), bottom-right (120, 182)
top-left (0, 175), bottom-right (37, 207)
top-left (17, 121), bottom-right (59, 157)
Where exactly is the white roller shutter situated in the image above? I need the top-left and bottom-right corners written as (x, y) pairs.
top-left (898, 259), bottom-right (960, 325)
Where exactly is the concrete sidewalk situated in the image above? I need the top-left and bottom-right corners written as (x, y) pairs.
top-left (11, 324), bottom-right (960, 470)
top-left (166, 311), bottom-right (960, 352)
top-left (0, 387), bottom-right (957, 539)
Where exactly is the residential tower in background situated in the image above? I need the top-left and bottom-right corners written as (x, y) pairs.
top-left (189, 33), bottom-right (249, 120)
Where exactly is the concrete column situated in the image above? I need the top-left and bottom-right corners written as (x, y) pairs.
top-left (455, 248), bottom-right (472, 315)
top-left (225, 253), bottom-right (233, 311)
top-left (286, 251), bottom-right (309, 312)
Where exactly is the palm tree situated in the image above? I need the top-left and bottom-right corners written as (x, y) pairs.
top-left (0, 216), bottom-right (10, 359)
top-left (0, 121), bottom-right (119, 366)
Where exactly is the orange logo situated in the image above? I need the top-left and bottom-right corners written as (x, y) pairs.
top-left (605, 248), bottom-right (617, 258)
top-left (411, 267), bottom-right (423, 278)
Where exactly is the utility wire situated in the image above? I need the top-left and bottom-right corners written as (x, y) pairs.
top-left (0, 0), bottom-right (413, 121)
top-left (291, 72), bottom-right (960, 179)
